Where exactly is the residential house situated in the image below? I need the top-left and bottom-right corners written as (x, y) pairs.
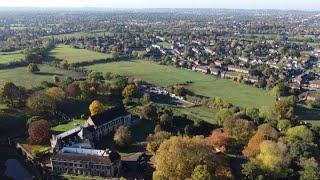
top-left (210, 67), bottom-right (220, 76)
top-left (309, 80), bottom-right (320, 90)
top-left (227, 65), bottom-right (249, 74)
top-left (192, 65), bottom-right (209, 74)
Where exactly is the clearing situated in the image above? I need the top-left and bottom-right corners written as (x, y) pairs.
top-left (49, 45), bottom-right (111, 64)
top-left (0, 51), bottom-right (24, 65)
top-left (0, 65), bottom-right (83, 88)
top-left (86, 60), bottom-right (275, 108)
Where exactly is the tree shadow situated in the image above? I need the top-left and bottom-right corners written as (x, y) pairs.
top-left (296, 105), bottom-right (320, 121)
top-left (35, 72), bottom-right (63, 76)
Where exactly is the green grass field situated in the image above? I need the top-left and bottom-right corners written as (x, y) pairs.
top-left (0, 51), bottom-right (24, 64)
top-left (0, 65), bottom-right (83, 88)
top-left (86, 60), bottom-right (275, 108)
top-left (49, 45), bottom-right (111, 63)
top-left (51, 119), bottom-right (87, 135)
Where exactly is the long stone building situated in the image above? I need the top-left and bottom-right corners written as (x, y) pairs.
top-left (50, 105), bottom-right (132, 178)
top-left (51, 147), bottom-right (121, 177)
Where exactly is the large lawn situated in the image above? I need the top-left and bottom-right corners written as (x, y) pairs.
top-left (86, 60), bottom-right (275, 108)
top-left (49, 45), bottom-right (111, 63)
top-left (0, 51), bottom-right (24, 64)
top-left (0, 65), bottom-right (83, 88)
top-left (51, 119), bottom-right (87, 135)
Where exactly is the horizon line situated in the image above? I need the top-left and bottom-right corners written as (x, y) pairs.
top-left (0, 7), bottom-right (318, 12)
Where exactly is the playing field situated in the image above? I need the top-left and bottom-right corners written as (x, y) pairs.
top-left (0, 51), bottom-right (24, 64)
top-left (86, 60), bottom-right (275, 108)
top-left (49, 45), bottom-right (111, 63)
top-left (0, 65), bottom-right (83, 88)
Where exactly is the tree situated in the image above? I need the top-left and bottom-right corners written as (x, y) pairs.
top-left (146, 131), bottom-right (171, 154)
top-left (241, 159), bottom-right (266, 180)
top-left (286, 125), bottom-right (314, 143)
top-left (288, 139), bottom-right (319, 161)
top-left (243, 124), bottom-right (279, 157)
top-left (299, 158), bottom-right (320, 180)
top-left (259, 106), bottom-right (277, 125)
top-left (114, 126), bottom-right (132, 147)
top-left (256, 140), bottom-right (292, 178)
top-left (140, 103), bottom-right (158, 121)
top-left (273, 97), bottom-right (295, 120)
top-left (26, 116), bottom-right (41, 127)
top-left (89, 100), bottom-right (105, 116)
top-left (59, 61), bottom-right (69, 70)
top-left (28, 63), bottom-right (40, 73)
top-left (153, 136), bottom-right (215, 179)
top-left (173, 85), bottom-right (188, 97)
top-left (207, 130), bottom-right (232, 153)
top-left (27, 91), bottom-right (57, 116)
top-left (28, 120), bottom-right (51, 145)
top-left (88, 71), bottom-right (104, 84)
top-left (192, 165), bottom-right (213, 180)
top-left (79, 81), bottom-right (92, 99)
top-left (277, 119), bottom-right (292, 132)
top-left (46, 87), bottom-right (66, 102)
top-left (213, 108), bottom-right (233, 125)
top-left (246, 108), bottom-right (260, 123)
top-left (65, 83), bottom-right (81, 98)
top-left (223, 118), bottom-right (255, 147)
top-left (1, 82), bottom-right (26, 107)
top-left (122, 84), bottom-right (138, 99)
top-left (141, 93), bottom-right (150, 104)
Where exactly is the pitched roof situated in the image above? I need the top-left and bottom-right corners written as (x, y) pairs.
top-left (52, 151), bottom-right (120, 164)
top-left (89, 105), bottom-right (129, 127)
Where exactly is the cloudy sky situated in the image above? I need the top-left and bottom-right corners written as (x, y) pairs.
top-left (0, 0), bottom-right (319, 10)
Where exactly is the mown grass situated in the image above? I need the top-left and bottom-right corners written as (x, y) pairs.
top-left (0, 65), bottom-right (83, 88)
top-left (170, 105), bottom-right (218, 124)
top-left (86, 60), bottom-right (275, 108)
top-left (51, 119), bottom-right (87, 135)
top-left (0, 51), bottom-right (24, 64)
top-left (49, 45), bottom-right (112, 64)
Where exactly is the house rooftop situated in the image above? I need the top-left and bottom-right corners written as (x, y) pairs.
top-left (89, 105), bottom-right (129, 127)
top-left (53, 147), bottom-right (121, 164)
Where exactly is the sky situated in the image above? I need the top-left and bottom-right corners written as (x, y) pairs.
top-left (0, 0), bottom-right (319, 10)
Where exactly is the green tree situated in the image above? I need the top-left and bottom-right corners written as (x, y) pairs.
top-left (140, 103), bottom-right (158, 121)
top-left (277, 119), bottom-right (292, 132)
top-left (246, 108), bottom-right (260, 123)
top-left (273, 97), bottom-right (295, 120)
top-left (299, 158), bottom-right (320, 180)
top-left (27, 91), bottom-right (57, 116)
top-left (223, 118), bottom-right (255, 147)
top-left (88, 71), bottom-right (104, 84)
top-left (192, 165), bottom-right (213, 180)
top-left (286, 125), bottom-right (314, 143)
top-left (28, 63), bottom-right (40, 73)
top-left (214, 108), bottom-right (233, 125)
top-left (1, 82), bottom-right (26, 107)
